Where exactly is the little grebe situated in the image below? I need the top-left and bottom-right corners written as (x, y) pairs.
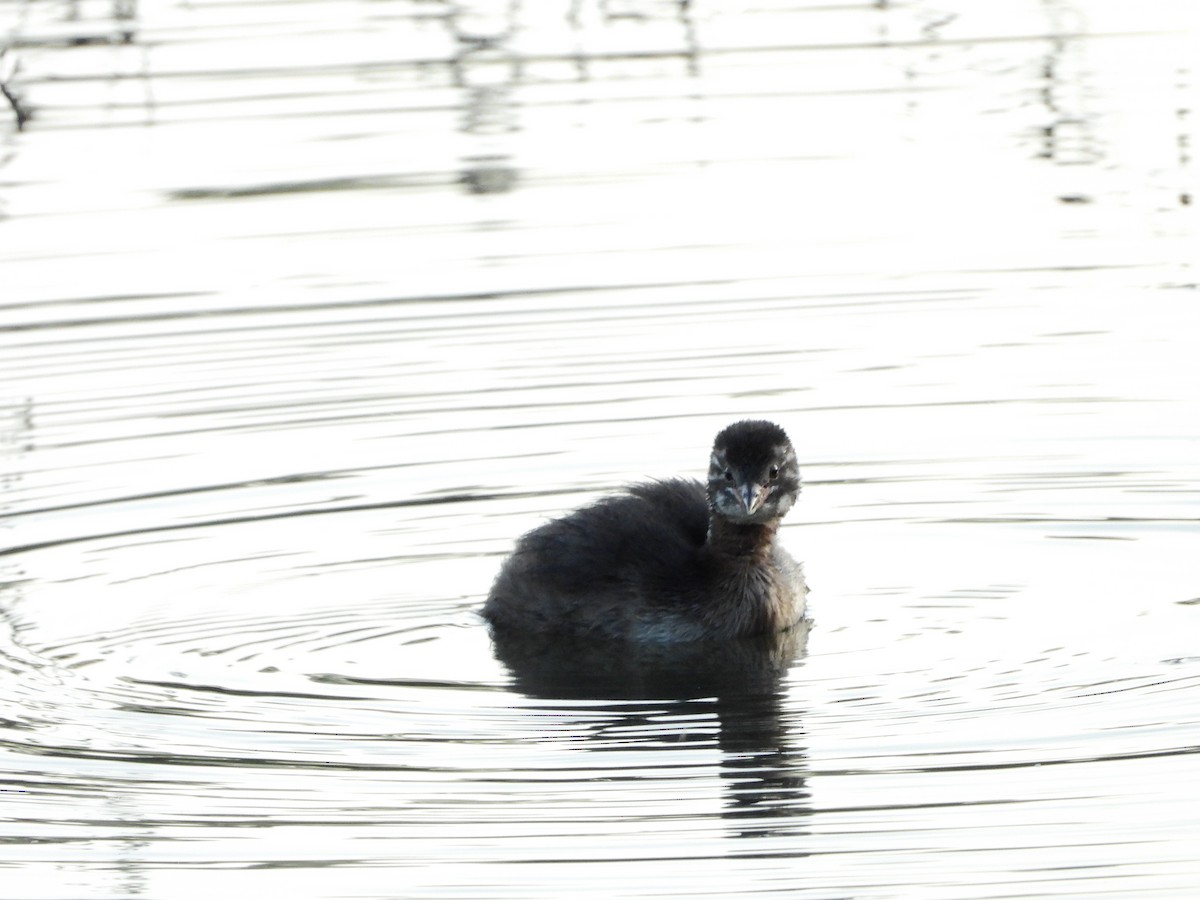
top-left (483, 420), bottom-right (807, 642)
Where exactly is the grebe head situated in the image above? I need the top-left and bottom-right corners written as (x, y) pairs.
top-left (707, 420), bottom-right (800, 524)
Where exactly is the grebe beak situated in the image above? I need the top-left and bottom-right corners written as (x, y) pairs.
top-left (739, 483), bottom-right (767, 514)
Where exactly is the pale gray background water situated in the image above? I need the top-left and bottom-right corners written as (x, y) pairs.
top-left (2, 1), bottom-right (1198, 898)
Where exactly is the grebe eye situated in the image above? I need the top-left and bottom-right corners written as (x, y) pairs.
top-left (723, 469), bottom-right (734, 482)
top-left (768, 466), bottom-right (780, 481)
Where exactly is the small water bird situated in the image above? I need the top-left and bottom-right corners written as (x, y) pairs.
top-left (483, 420), bottom-right (807, 642)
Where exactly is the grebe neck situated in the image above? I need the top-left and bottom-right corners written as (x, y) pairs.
top-left (706, 515), bottom-right (779, 562)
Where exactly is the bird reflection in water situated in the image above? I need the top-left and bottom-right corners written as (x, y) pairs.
top-left (489, 620), bottom-right (812, 842)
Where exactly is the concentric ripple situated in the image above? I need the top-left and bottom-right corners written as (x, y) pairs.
top-left (3, 1), bottom-right (1199, 898)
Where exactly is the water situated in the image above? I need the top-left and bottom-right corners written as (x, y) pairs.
top-left (2, 1), bottom-right (1199, 897)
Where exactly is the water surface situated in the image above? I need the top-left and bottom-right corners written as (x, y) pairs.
top-left (2, 1), bottom-right (1199, 898)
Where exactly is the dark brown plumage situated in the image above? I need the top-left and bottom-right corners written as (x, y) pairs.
top-left (483, 420), bottom-right (807, 642)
